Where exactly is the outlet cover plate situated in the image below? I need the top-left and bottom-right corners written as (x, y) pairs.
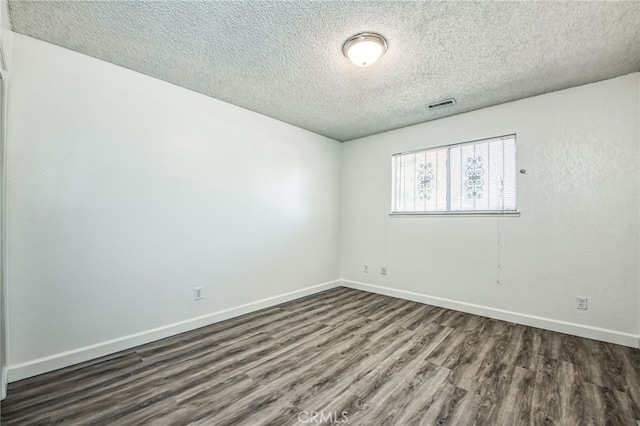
top-left (194, 287), bottom-right (203, 301)
top-left (576, 297), bottom-right (588, 310)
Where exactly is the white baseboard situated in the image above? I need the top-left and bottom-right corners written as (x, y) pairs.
top-left (342, 280), bottom-right (639, 348)
top-left (1, 366), bottom-right (7, 400)
top-left (8, 280), bottom-right (342, 382)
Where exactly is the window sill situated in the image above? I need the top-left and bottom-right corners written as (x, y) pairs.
top-left (389, 211), bottom-right (521, 218)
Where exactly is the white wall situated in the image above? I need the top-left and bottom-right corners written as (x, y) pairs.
top-left (342, 73), bottom-right (640, 346)
top-left (6, 34), bottom-right (342, 380)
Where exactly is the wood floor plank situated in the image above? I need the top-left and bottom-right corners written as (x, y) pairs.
top-left (513, 324), bottom-right (542, 371)
top-left (363, 297), bottom-right (409, 322)
top-left (430, 316), bottom-right (495, 376)
top-left (531, 356), bottom-right (585, 425)
top-left (579, 339), bottom-right (628, 393)
top-left (429, 314), bottom-right (488, 366)
top-left (353, 360), bottom-right (452, 425)
top-left (446, 319), bottom-right (509, 392)
top-left (405, 304), bottom-right (448, 331)
top-left (0, 352), bottom-right (144, 415)
top-left (170, 323), bottom-right (336, 402)
top-left (617, 344), bottom-right (640, 422)
top-left (448, 323), bottom-right (532, 425)
top-left (245, 316), bottom-right (373, 383)
top-left (408, 382), bottom-right (469, 425)
top-left (492, 366), bottom-right (536, 426)
top-left (172, 375), bottom-right (257, 425)
top-left (271, 328), bottom-right (416, 411)
top-left (3, 286), bottom-right (639, 425)
top-left (338, 327), bottom-right (453, 418)
top-left (379, 362), bottom-right (452, 425)
top-left (582, 382), bottom-right (637, 426)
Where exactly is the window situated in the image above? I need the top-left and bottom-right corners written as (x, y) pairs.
top-left (392, 134), bottom-right (517, 214)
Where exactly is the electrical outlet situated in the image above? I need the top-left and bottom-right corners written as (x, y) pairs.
top-left (194, 287), bottom-right (203, 301)
top-left (381, 266), bottom-right (387, 275)
top-left (364, 264), bottom-right (369, 273)
top-left (576, 297), bottom-right (587, 310)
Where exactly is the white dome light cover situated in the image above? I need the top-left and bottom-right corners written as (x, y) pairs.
top-left (342, 33), bottom-right (388, 67)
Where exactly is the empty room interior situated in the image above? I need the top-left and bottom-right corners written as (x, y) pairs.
top-left (1, 1), bottom-right (640, 425)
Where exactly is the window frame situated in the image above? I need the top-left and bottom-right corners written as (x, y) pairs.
top-left (390, 134), bottom-right (520, 217)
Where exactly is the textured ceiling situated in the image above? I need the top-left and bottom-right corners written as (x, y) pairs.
top-left (8, 1), bottom-right (640, 142)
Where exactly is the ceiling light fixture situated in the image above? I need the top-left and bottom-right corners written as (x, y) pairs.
top-left (342, 32), bottom-right (388, 67)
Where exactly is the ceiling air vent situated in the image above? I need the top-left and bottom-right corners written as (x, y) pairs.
top-left (427, 98), bottom-right (456, 109)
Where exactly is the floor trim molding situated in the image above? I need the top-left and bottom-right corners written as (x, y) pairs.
top-left (7, 280), bottom-right (342, 382)
top-left (1, 366), bottom-right (7, 400)
top-left (342, 280), bottom-right (639, 348)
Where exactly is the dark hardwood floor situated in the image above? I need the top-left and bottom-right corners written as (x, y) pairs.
top-left (2, 287), bottom-right (639, 425)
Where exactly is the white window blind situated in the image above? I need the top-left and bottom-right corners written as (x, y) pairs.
top-left (392, 135), bottom-right (517, 213)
